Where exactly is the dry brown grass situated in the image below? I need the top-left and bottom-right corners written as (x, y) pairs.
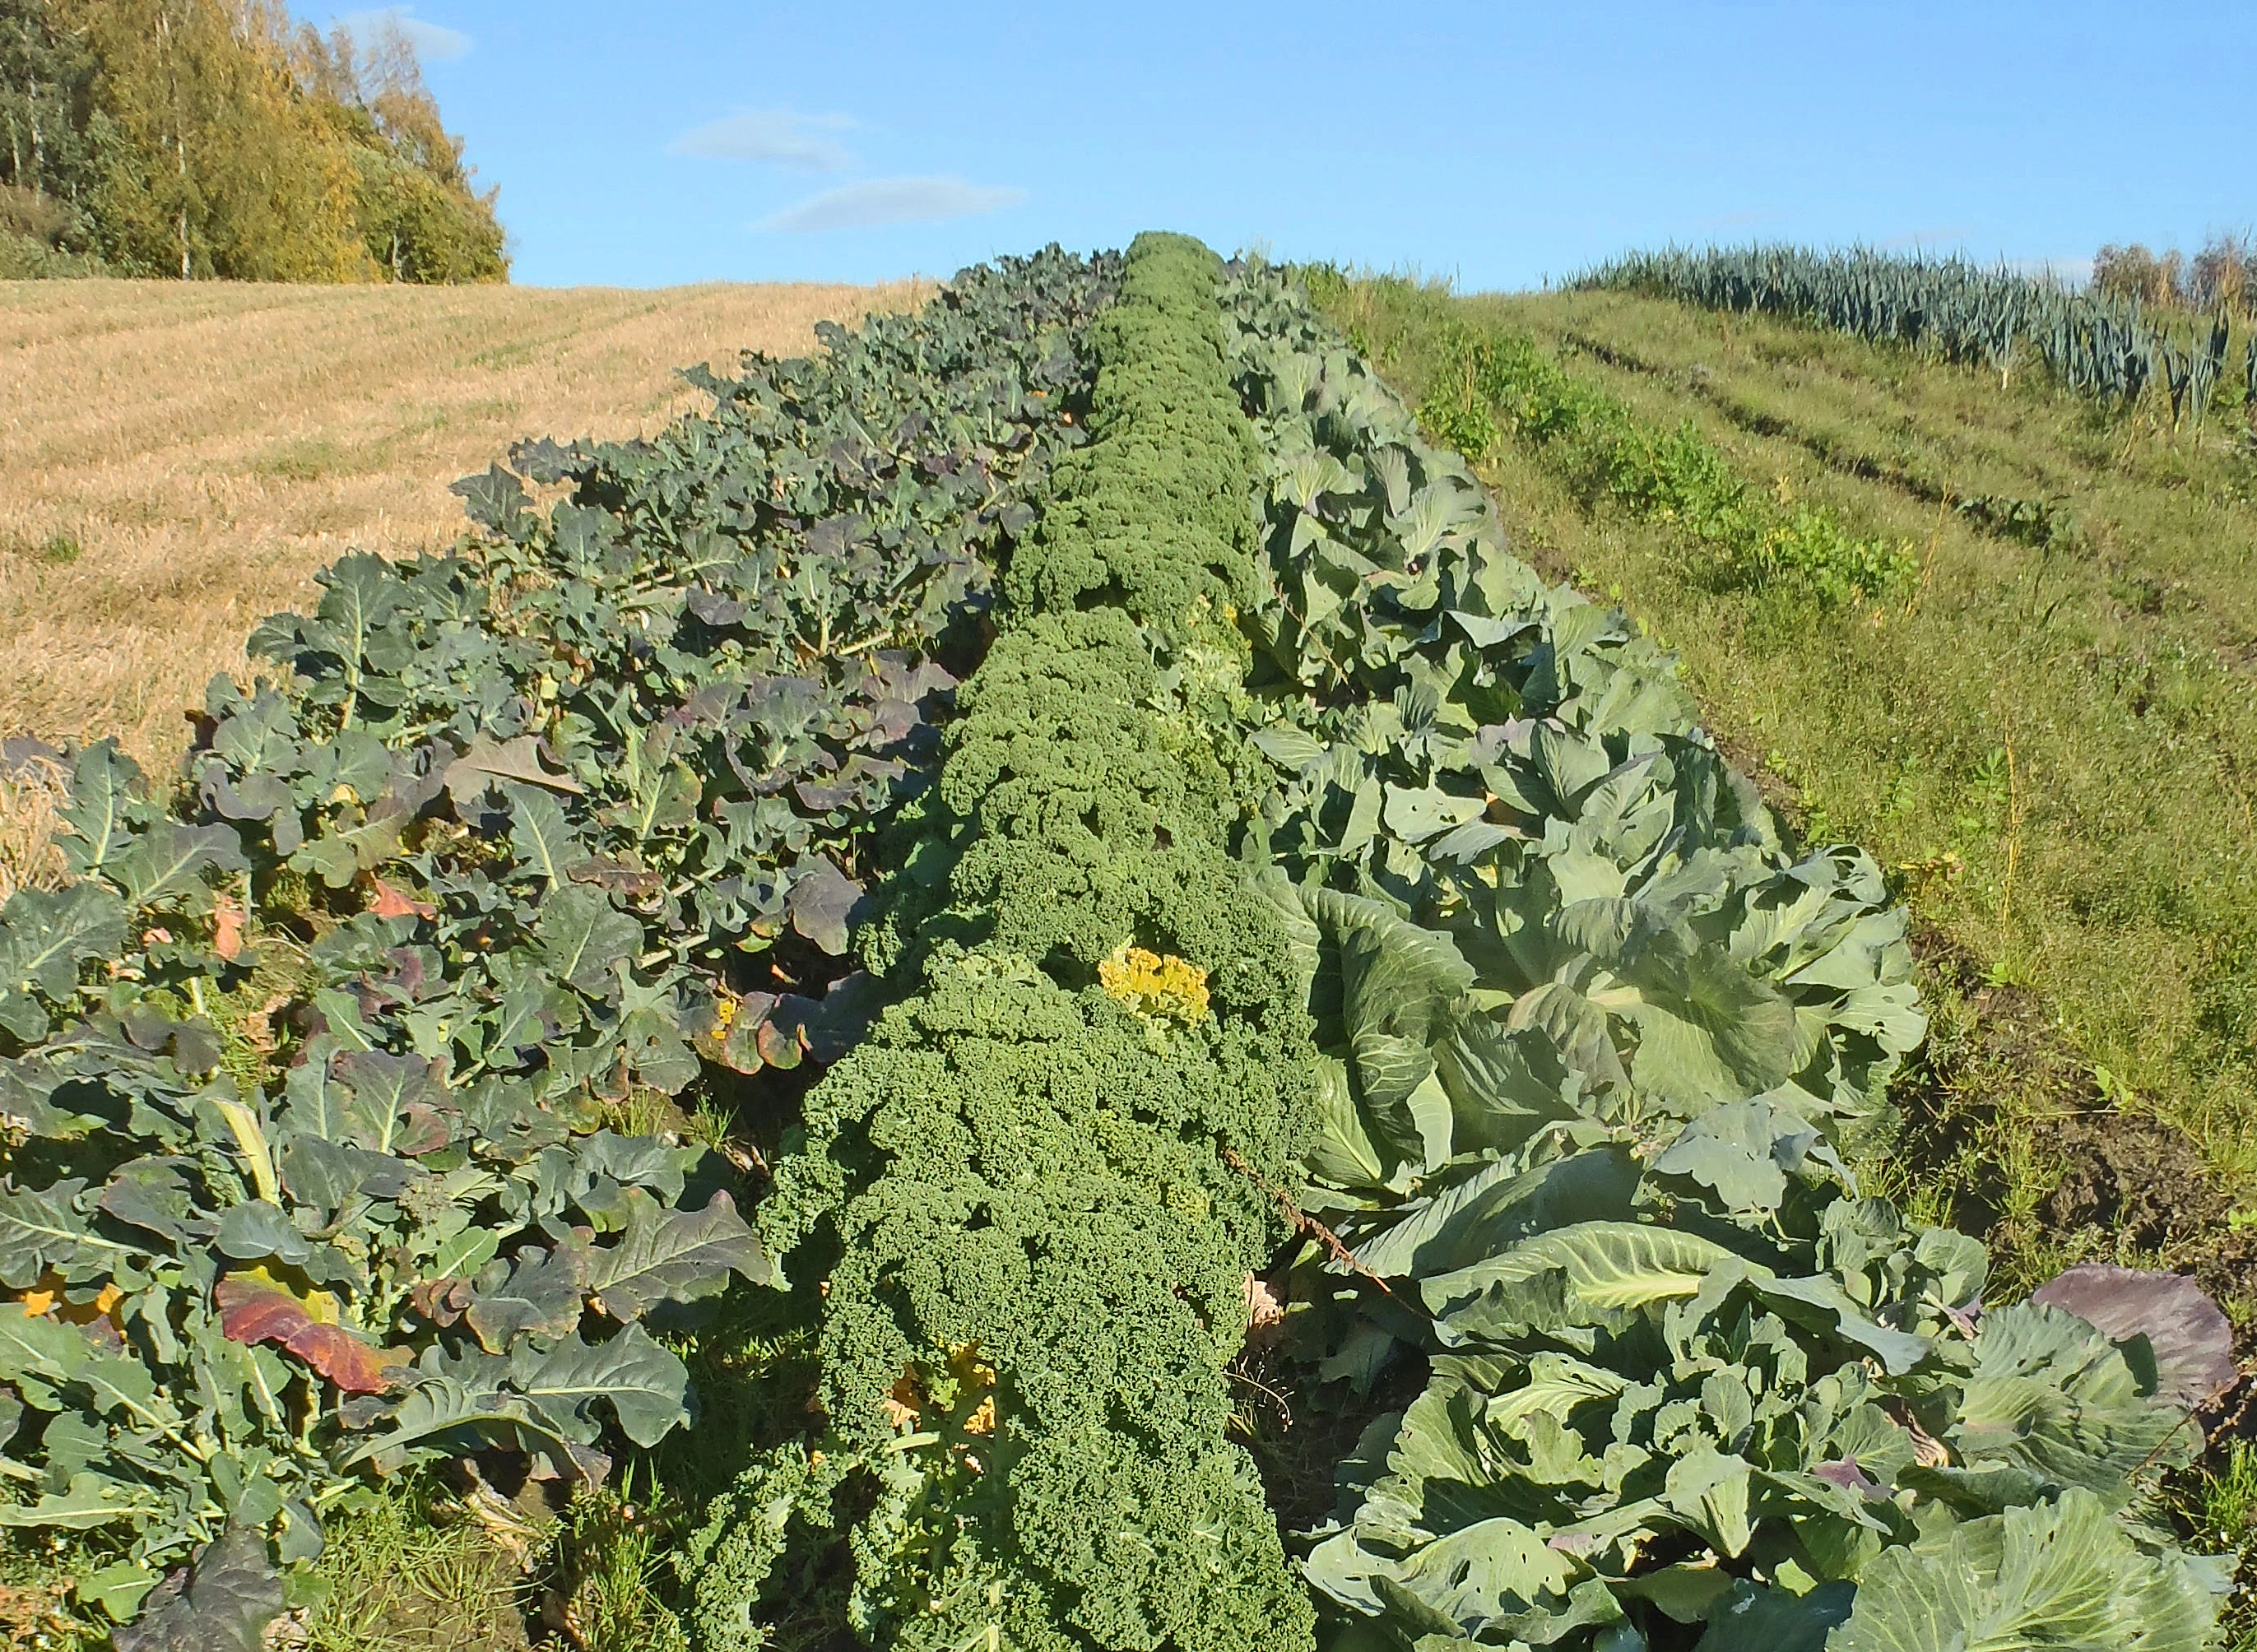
top-left (0, 751), bottom-right (67, 901)
top-left (0, 276), bottom-right (922, 780)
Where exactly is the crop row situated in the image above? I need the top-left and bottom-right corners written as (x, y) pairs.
top-left (0, 247), bottom-right (1117, 1633)
top-left (1594, 244), bottom-right (2253, 420)
top-left (1217, 257), bottom-right (2232, 1651)
top-left (0, 235), bottom-right (2239, 1652)
top-left (684, 230), bottom-right (1319, 1652)
top-left (1385, 310), bottom-right (1918, 604)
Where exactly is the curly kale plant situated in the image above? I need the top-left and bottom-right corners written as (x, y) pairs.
top-left (683, 234), bottom-right (1321, 1652)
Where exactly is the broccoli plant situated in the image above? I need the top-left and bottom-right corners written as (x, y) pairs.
top-left (0, 248), bottom-right (1117, 1631)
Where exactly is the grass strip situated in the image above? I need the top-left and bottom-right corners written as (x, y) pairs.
top-left (1306, 274), bottom-right (2257, 1261)
top-left (1326, 271), bottom-right (1920, 608)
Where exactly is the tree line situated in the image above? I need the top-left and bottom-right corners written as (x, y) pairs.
top-left (0, 0), bottom-right (504, 281)
top-left (2092, 233), bottom-right (2256, 316)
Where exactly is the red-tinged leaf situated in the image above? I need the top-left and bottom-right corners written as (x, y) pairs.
top-left (214, 1273), bottom-right (405, 1395)
top-left (396, 1101), bottom-right (453, 1156)
top-left (368, 877), bottom-right (436, 921)
top-left (755, 1014), bottom-right (804, 1070)
top-left (2031, 1264), bottom-right (2238, 1412)
top-left (212, 893), bottom-right (248, 962)
top-left (708, 991), bottom-right (777, 1074)
top-left (1811, 1457), bottom-right (1883, 1497)
top-left (406, 1277), bottom-right (471, 1328)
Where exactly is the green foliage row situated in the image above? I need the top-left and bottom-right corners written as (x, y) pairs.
top-left (684, 233), bottom-right (1321, 1652)
top-left (1358, 300), bottom-right (1914, 606)
top-left (0, 247), bottom-right (1114, 1636)
top-left (1, 227), bottom-right (2242, 1652)
top-left (1593, 244), bottom-right (2253, 425)
top-left (1219, 264), bottom-right (2235, 1648)
top-left (0, 0), bottom-right (504, 282)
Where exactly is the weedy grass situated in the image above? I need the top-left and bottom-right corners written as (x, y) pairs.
top-left (1311, 271), bottom-right (2257, 1228)
top-left (0, 1541), bottom-right (94, 1650)
top-left (0, 1476), bottom-right (552, 1652)
top-left (304, 1478), bottom-right (541, 1652)
top-left (2177, 1441), bottom-right (2257, 1652)
top-left (543, 1474), bottom-right (692, 1652)
top-left (1312, 267), bottom-right (2257, 1619)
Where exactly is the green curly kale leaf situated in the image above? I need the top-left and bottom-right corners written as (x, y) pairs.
top-left (696, 234), bottom-right (1319, 1652)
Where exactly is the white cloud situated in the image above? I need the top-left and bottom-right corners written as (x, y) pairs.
top-left (337, 7), bottom-right (472, 63)
top-left (669, 109), bottom-right (857, 171)
top-left (758, 174), bottom-right (1026, 234)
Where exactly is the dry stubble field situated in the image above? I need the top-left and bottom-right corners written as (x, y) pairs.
top-left (0, 276), bottom-right (919, 891)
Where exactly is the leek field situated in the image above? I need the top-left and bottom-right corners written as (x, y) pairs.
top-left (0, 236), bottom-right (2250, 1652)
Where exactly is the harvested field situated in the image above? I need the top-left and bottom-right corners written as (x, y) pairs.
top-left (0, 277), bottom-right (922, 778)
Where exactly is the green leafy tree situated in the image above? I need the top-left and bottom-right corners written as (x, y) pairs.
top-left (73, 0), bottom-right (364, 279)
top-left (1, 0), bottom-right (95, 197)
top-left (0, 0), bottom-right (99, 254)
top-left (2, 0), bottom-right (502, 282)
top-left (291, 16), bottom-right (506, 282)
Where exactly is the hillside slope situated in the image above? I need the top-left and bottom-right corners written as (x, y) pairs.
top-left (1316, 276), bottom-right (2257, 1316)
top-left (0, 277), bottom-right (922, 798)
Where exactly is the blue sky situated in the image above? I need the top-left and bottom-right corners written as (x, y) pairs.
top-left (323, 1), bottom-right (2257, 292)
